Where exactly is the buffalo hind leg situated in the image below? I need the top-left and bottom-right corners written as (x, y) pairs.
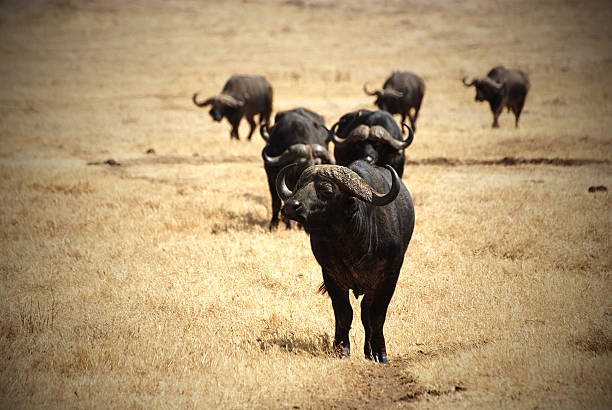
top-left (512, 100), bottom-right (525, 128)
top-left (400, 113), bottom-right (413, 134)
top-left (323, 270), bottom-right (352, 358)
top-left (411, 103), bottom-right (421, 132)
top-left (246, 116), bottom-right (256, 140)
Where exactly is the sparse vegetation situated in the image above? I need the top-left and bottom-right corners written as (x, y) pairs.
top-left (0, 0), bottom-right (610, 408)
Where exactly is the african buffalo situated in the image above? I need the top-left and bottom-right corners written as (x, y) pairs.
top-left (364, 71), bottom-right (425, 131)
top-left (277, 160), bottom-right (415, 363)
top-left (193, 74), bottom-right (273, 140)
top-left (261, 107), bottom-right (334, 230)
top-left (462, 66), bottom-right (530, 128)
top-left (327, 109), bottom-right (413, 178)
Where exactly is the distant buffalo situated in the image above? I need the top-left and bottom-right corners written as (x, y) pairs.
top-left (463, 66), bottom-right (530, 128)
top-left (328, 109), bottom-right (413, 178)
top-left (193, 75), bottom-right (273, 140)
top-left (364, 71), bottom-right (425, 132)
top-left (261, 107), bottom-right (333, 230)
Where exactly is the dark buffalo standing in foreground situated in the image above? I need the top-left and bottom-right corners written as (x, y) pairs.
top-left (462, 66), bottom-right (530, 128)
top-left (277, 160), bottom-right (415, 363)
top-left (193, 75), bottom-right (273, 140)
top-left (364, 71), bottom-right (425, 132)
top-left (261, 108), bottom-right (334, 230)
top-left (328, 109), bottom-right (413, 178)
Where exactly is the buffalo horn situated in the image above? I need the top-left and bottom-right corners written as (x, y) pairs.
top-left (214, 94), bottom-right (244, 108)
top-left (368, 125), bottom-right (413, 150)
top-left (275, 163), bottom-right (296, 202)
top-left (462, 77), bottom-right (476, 87)
top-left (312, 144), bottom-right (335, 165)
top-left (263, 144), bottom-right (332, 166)
top-left (483, 77), bottom-right (503, 89)
top-left (305, 164), bottom-right (401, 206)
top-left (363, 83), bottom-right (382, 96)
top-left (192, 93), bottom-right (214, 107)
top-left (382, 88), bottom-right (403, 98)
top-left (330, 123), bottom-right (370, 146)
top-left (263, 144), bottom-right (309, 166)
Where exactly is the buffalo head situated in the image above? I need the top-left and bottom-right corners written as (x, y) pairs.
top-left (277, 163), bottom-right (400, 234)
top-left (363, 83), bottom-right (403, 112)
top-left (262, 143), bottom-right (334, 168)
top-left (462, 77), bottom-right (502, 102)
top-left (192, 93), bottom-right (244, 122)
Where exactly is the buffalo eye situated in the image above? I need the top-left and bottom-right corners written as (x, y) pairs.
top-left (316, 181), bottom-right (334, 200)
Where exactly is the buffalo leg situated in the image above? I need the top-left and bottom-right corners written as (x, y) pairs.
top-left (491, 107), bottom-right (502, 128)
top-left (246, 116), bottom-right (256, 140)
top-left (412, 103), bottom-right (421, 131)
top-left (406, 111), bottom-right (417, 132)
top-left (512, 100), bottom-right (525, 128)
top-left (265, 168), bottom-right (289, 230)
top-left (323, 270), bottom-right (352, 358)
top-left (230, 121), bottom-right (240, 140)
top-left (489, 100), bottom-right (504, 128)
top-left (269, 191), bottom-right (281, 230)
top-left (367, 274), bottom-right (399, 364)
top-left (360, 294), bottom-right (374, 360)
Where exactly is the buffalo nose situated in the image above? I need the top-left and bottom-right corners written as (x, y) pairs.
top-left (284, 199), bottom-right (302, 215)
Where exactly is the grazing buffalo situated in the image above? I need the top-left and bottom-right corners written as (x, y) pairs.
top-left (193, 75), bottom-right (273, 140)
top-left (328, 109), bottom-right (413, 178)
top-left (462, 66), bottom-right (530, 128)
top-left (261, 108), bottom-right (334, 230)
top-left (364, 71), bottom-right (425, 131)
top-left (277, 160), bottom-right (415, 363)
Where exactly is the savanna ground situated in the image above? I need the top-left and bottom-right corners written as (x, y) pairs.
top-left (1, 0), bottom-right (611, 408)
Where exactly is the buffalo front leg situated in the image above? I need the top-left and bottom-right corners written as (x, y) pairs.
top-left (491, 106), bottom-right (502, 128)
top-left (265, 167), bottom-right (290, 230)
top-left (366, 275), bottom-right (399, 364)
top-left (323, 270), bottom-right (352, 358)
top-left (489, 100), bottom-right (504, 128)
top-left (230, 122), bottom-right (240, 140)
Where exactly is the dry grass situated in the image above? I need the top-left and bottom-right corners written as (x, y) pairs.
top-left (1, 0), bottom-right (611, 408)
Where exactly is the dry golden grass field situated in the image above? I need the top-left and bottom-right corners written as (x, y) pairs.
top-left (1, 0), bottom-right (611, 408)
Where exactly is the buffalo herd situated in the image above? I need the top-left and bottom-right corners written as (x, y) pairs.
top-left (191, 67), bottom-right (529, 363)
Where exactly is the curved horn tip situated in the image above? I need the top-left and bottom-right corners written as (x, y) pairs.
top-left (328, 122), bottom-right (342, 144)
top-left (275, 163), bottom-right (297, 202)
top-left (401, 122), bottom-right (415, 147)
top-left (259, 123), bottom-right (270, 141)
top-left (370, 165), bottom-right (401, 206)
top-left (363, 83), bottom-right (373, 95)
top-left (462, 77), bottom-right (475, 87)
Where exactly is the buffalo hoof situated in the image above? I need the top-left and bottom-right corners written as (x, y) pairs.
top-left (334, 344), bottom-right (350, 359)
top-left (370, 353), bottom-right (389, 364)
